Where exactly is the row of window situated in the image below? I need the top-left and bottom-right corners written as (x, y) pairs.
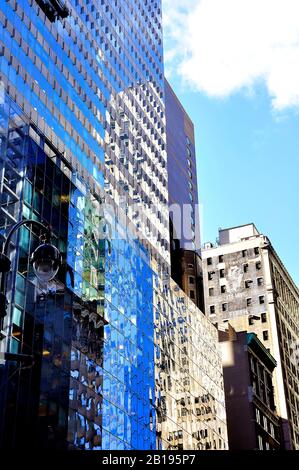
top-left (206, 247), bottom-right (260, 266)
top-left (256, 408), bottom-right (276, 439)
top-left (209, 296), bottom-right (266, 315)
top-left (207, 262), bottom-right (262, 281)
top-left (208, 278), bottom-right (264, 296)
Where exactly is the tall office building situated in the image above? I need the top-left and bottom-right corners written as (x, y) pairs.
top-left (165, 79), bottom-right (203, 311)
top-left (0, 0), bottom-right (227, 449)
top-left (202, 224), bottom-right (299, 449)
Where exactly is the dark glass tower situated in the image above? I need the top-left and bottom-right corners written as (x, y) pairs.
top-left (165, 79), bottom-right (204, 311)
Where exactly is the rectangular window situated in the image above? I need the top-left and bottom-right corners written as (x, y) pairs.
top-left (219, 254), bottom-right (224, 263)
top-left (256, 261), bottom-right (262, 270)
top-left (254, 247), bottom-right (260, 255)
top-left (242, 249), bottom-right (248, 257)
top-left (263, 330), bottom-right (269, 341)
top-left (263, 416), bottom-right (268, 432)
top-left (221, 285), bottom-right (226, 294)
top-left (189, 276), bottom-right (195, 285)
top-left (270, 423), bottom-right (275, 438)
top-left (222, 303), bottom-right (228, 312)
top-left (207, 257), bottom-right (212, 265)
top-left (259, 295), bottom-right (265, 304)
top-left (261, 313), bottom-right (267, 323)
top-left (208, 271), bottom-right (214, 281)
top-left (210, 305), bottom-right (215, 315)
top-left (190, 290), bottom-right (195, 299)
top-left (245, 280), bottom-right (252, 289)
top-left (256, 408), bottom-right (260, 424)
top-left (249, 316), bottom-right (254, 325)
top-left (243, 263), bottom-right (249, 273)
top-left (220, 269), bottom-right (225, 279)
top-left (258, 435), bottom-right (263, 450)
top-left (247, 298), bottom-right (252, 306)
top-left (209, 287), bottom-right (214, 296)
top-left (257, 277), bottom-right (263, 286)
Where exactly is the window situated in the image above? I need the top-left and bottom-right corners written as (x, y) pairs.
top-left (207, 257), bottom-right (212, 266)
top-left (247, 298), bottom-right (252, 306)
top-left (242, 249), bottom-right (248, 257)
top-left (209, 288), bottom-right (214, 296)
top-left (259, 295), bottom-right (265, 304)
top-left (270, 423), bottom-right (275, 438)
top-left (243, 263), bottom-right (249, 273)
top-left (263, 416), bottom-right (268, 432)
top-left (220, 269), bottom-right (225, 278)
top-left (222, 303), bottom-right (228, 312)
top-left (261, 313), bottom-right (267, 323)
top-left (208, 271), bottom-right (214, 281)
top-left (263, 330), bottom-right (269, 341)
top-left (221, 285), bottom-right (226, 294)
top-left (210, 305), bottom-right (215, 315)
top-left (256, 408), bottom-right (261, 424)
top-left (254, 247), bottom-right (260, 255)
top-left (189, 276), bottom-right (195, 285)
top-left (257, 277), bottom-right (263, 286)
top-left (245, 280), bottom-right (252, 289)
top-left (256, 261), bottom-right (261, 270)
top-left (190, 290), bottom-right (195, 299)
top-left (188, 263), bottom-right (194, 269)
top-left (219, 255), bottom-right (224, 263)
top-left (249, 316), bottom-right (254, 325)
top-left (258, 435), bottom-right (263, 450)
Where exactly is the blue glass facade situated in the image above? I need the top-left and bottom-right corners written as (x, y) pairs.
top-left (0, 93), bottom-right (156, 449)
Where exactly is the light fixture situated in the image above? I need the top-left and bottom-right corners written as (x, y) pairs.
top-left (0, 219), bottom-right (61, 327)
top-left (31, 243), bottom-right (61, 283)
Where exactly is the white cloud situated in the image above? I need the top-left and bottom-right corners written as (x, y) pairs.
top-left (163, 0), bottom-right (299, 110)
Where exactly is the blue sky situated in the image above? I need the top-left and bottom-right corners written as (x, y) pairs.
top-left (163, 0), bottom-right (299, 285)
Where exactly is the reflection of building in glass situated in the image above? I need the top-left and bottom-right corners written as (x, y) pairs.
top-left (203, 224), bottom-right (299, 449)
top-left (154, 272), bottom-right (227, 450)
top-left (104, 81), bottom-right (170, 268)
top-left (0, 96), bottom-right (156, 449)
top-left (220, 326), bottom-right (281, 450)
top-left (0, 0), bottom-right (228, 450)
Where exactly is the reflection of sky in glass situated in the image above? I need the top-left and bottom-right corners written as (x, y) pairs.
top-left (102, 234), bottom-right (156, 450)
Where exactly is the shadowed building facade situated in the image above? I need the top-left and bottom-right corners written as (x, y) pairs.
top-left (220, 325), bottom-right (281, 450)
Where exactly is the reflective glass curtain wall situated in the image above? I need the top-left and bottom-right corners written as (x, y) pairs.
top-left (0, 93), bottom-right (156, 449)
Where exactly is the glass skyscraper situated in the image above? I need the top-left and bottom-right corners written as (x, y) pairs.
top-left (0, 0), bottom-right (227, 450)
top-left (165, 79), bottom-right (204, 312)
